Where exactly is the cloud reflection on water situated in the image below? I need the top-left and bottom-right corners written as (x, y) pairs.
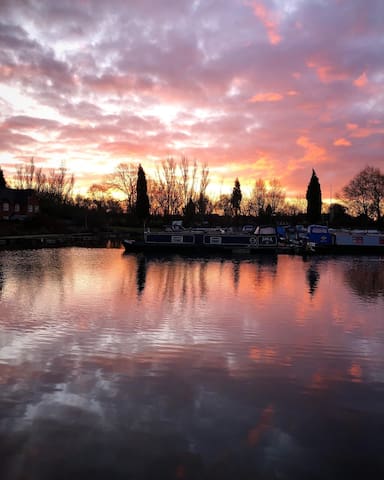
top-left (0, 249), bottom-right (383, 478)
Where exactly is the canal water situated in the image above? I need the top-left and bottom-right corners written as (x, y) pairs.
top-left (0, 248), bottom-right (383, 479)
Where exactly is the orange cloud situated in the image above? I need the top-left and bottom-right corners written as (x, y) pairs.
top-left (296, 136), bottom-right (327, 163)
top-left (346, 123), bottom-right (358, 130)
top-left (333, 138), bottom-right (351, 147)
top-left (349, 126), bottom-right (384, 138)
top-left (306, 60), bottom-right (348, 83)
top-left (250, 92), bottom-right (283, 102)
top-left (354, 72), bottom-right (368, 87)
top-left (251, 2), bottom-right (281, 45)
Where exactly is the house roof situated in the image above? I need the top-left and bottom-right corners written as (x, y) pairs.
top-left (0, 187), bottom-right (36, 203)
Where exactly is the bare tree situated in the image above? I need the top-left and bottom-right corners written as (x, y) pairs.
top-left (146, 178), bottom-right (162, 216)
top-left (285, 196), bottom-right (306, 216)
top-left (12, 158), bottom-right (74, 203)
top-left (179, 156), bottom-right (198, 210)
top-left (198, 163), bottom-right (210, 199)
top-left (180, 156), bottom-right (190, 209)
top-left (147, 157), bottom-right (210, 217)
top-left (34, 168), bottom-right (46, 193)
top-left (249, 179), bottom-right (267, 216)
top-left (14, 157), bottom-right (36, 189)
top-left (197, 163), bottom-right (210, 216)
top-left (88, 183), bottom-right (110, 209)
top-left (266, 178), bottom-right (285, 214)
top-left (156, 157), bottom-right (183, 216)
top-left (214, 194), bottom-right (232, 216)
top-left (45, 165), bottom-right (74, 203)
top-left (108, 162), bottom-right (137, 214)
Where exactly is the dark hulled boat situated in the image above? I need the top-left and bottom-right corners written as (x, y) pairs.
top-left (122, 225), bottom-right (278, 255)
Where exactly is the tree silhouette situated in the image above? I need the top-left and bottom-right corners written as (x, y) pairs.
top-left (250, 178), bottom-right (266, 216)
top-left (135, 164), bottom-right (150, 222)
top-left (341, 165), bottom-right (384, 223)
top-left (183, 197), bottom-right (196, 226)
top-left (306, 169), bottom-right (322, 224)
top-left (0, 168), bottom-right (7, 188)
top-left (109, 162), bottom-right (137, 214)
top-left (231, 177), bottom-right (242, 216)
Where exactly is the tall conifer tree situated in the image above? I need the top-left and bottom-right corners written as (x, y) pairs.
top-left (231, 178), bottom-right (242, 216)
top-left (306, 169), bottom-right (322, 223)
top-left (0, 167), bottom-right (7, 188)
top-left (135, 164), bottom-right (150, 222)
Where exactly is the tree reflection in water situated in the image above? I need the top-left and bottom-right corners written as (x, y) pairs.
top-left (0, 250), bottom-right (383, 479)
top-left (136, 255), bottom-right (147, 295)
top-left (344, 258), bottom-right (384, 299)
top-left (306, 264), bottom-right (320, 296)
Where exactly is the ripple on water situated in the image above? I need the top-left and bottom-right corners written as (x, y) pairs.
top-left (1, 249), bottom-right (384, 479)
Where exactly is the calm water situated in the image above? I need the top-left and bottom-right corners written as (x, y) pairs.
top-left (0, 248), bottom-right (383, 479)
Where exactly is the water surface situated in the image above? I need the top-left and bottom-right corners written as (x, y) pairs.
top-left (0, 248), bottom-right (383, 479)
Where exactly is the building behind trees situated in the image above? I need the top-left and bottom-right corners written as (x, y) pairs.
top-left (1, 158), bottom-right (383, 232)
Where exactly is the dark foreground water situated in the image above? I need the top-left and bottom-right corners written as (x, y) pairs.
top-left (0, 248), bottom-right (383, 479)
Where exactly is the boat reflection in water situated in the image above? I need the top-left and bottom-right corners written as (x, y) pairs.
top-left (0, 248), bottom-right (383, 479)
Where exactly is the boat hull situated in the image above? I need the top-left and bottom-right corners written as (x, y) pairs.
top-left (122, 230), bottom-right (278, 255)
top-left (308, 230), bottom-right (384, 255)
top-left (309, 244), bottom-right (384, 255)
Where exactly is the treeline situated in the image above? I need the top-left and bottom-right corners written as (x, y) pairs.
top-left (93, 158), bottom-right (294, 220)
top-left (1, 158), bottom-right (383, 230)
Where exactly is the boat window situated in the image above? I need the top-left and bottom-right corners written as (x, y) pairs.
top-left (311, 227), bottom-right (328, 234)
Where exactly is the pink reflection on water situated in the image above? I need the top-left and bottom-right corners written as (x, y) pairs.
top-left (1, 250), bottom-right (384, 479)
top-left (0, 250), bottom-right (383, 388)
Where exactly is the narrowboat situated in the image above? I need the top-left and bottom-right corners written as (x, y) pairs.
top-left (122, 224), bottom-right (278, 255)
top-left (306, 225), bottom-right (384, 254)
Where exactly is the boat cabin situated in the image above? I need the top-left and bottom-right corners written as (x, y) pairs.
top-left (307, 225), bottom-right (333, 245)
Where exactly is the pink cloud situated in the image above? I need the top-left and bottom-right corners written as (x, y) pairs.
top-left (296, 136), bottom-right (328, 164)
top-left (249, 92), bottom-right (283, 102)
top-left (349, 126), bottom-right (384, 139)
top-left (306, 60), bottom-right (349, 84)
top-left (0, 0), bottom-right (382, 199)
top-left (250, 2), bottom-right (281, 45)
top-left (333, 138), bottom-right (351, 147)
top-left (354, 72), bottom-right (368, 87)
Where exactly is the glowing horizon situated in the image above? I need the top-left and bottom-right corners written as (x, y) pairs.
top-left (0, 0), bottom-right (383, 201)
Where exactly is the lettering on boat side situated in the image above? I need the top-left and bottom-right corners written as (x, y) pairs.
top-left (260, 236), bottom-right (277, 245)
top-left (171, 235), bottom-right (183, 243)
top-left (210, 236), bottom-right (222, 244)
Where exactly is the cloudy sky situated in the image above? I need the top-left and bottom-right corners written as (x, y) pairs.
top-left (0, 0), bottom-right (383, 198)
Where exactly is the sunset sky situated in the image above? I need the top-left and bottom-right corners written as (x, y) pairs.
top-left (0, 0), bottom-right (383, 199)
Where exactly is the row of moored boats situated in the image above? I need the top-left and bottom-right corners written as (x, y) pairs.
top-left (122, 223), bottom-right (384, 255)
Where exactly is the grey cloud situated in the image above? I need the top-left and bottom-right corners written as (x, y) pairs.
top-left (0, 0), bottom-right (382, 195)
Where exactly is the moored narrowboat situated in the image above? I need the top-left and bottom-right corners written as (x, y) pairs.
top-left (306, 225), bottom-right (384, 254)
top-left (122, 224), bottom-right (278, 255)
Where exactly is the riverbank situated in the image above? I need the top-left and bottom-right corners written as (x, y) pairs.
top-left (0, 232), bottom-right (125, 250)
